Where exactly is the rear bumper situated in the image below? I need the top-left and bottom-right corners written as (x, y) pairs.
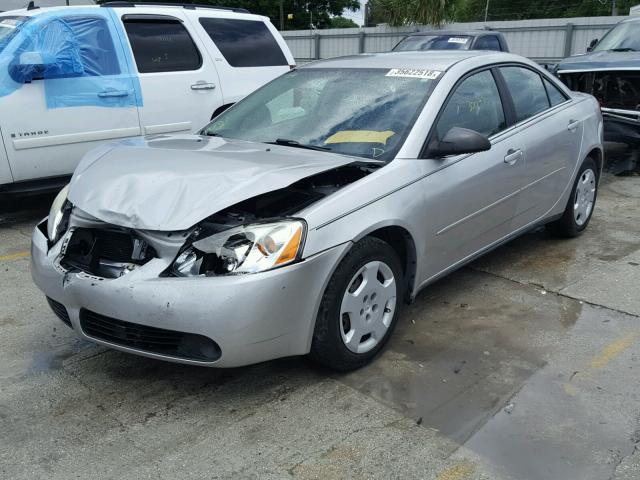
top-left (31, 222), bottom-right (349, 367)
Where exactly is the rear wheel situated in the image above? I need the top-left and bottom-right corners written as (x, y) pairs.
top-left (309, 237), bottom-right (404, 371)
top-left (547, 157), bottom-right (598, 238)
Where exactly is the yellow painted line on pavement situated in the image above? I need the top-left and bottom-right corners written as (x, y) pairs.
top-left (590, 332), bottom-right (638, 370)
top-left (0, 250), bottom-right (30, 262)
top-left (436, 462), bottom-right (475, 480)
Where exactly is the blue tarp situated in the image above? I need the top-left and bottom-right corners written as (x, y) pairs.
top-left (0, 8), bottom-right (142, 108)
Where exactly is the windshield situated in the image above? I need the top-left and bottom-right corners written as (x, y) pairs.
top-left (0, 16), bottom-right (27, 55)
top-left (394, 35), bottom-right (472, 52)
top-left (203, 68), bottom-right (438, 161)
top-left (593, 21), bottom-right (640, 52)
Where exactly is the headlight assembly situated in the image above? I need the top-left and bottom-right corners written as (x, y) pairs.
top-left (171, 220), bottom-right (306, 277)
top-left (47, 184), bottom-right (71, 244)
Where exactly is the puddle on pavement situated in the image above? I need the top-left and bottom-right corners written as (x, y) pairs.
top-left (338, 268), bottom-right (582, 445)
top-left (28, 339), bottom-right (97, 375)
top-left (336, 266), bottom-right (639, 479)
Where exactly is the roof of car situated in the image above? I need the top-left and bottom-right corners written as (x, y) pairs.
top-left (301, 51), bottom-right (513, 72)
top-left (402, 30), bottom-right (502, 37)
top-left (2, 3), bottom-right (254, 17)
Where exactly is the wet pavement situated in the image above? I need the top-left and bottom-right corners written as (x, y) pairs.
top-left (1, 174), bottom-right (639, 479)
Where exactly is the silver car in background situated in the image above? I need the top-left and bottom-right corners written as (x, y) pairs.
top-left (31, 51), bottom-right (603, 371)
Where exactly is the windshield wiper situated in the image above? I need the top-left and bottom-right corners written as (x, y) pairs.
top-left (610, 47), bottom-right (637, 52)
top-left (267, 138), bottom-right (332, 152)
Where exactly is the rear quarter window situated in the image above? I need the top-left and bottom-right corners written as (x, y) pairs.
top-left (544, 78), bottom-right (568, 106)
top-left (199, 18), bottom-right (287, 67)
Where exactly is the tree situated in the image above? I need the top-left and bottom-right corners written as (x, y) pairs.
top-left (99, 0), bottom-right (361, 30)
top-left (367, 0), bottom-right (454, 26)
top-left (453, 0), bottom-right (638, 22)
top-left (329, 16), bottom-right (360, 28)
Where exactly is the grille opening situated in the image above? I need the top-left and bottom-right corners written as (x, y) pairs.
top-left (61, 228), bottom-right (157, 278)
top-left (46, 297), bottom-right (72, 328)
top-left (79, 309), bottom-right (221, 362)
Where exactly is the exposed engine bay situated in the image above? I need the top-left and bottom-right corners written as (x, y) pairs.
top-left (193, 162), bottom-right (377, 236)
top-left (559, 70), bottom-right (640, 173)
top-left (560, 70), bottom-right (640, 113)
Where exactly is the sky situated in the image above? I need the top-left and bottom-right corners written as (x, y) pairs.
top-left (342, 0), bottom-right (365, 26)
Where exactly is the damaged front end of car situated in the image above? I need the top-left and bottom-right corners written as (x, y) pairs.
top-left (51, 161), bottom-right (378, 281)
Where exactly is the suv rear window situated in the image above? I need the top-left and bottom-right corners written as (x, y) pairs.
top-left (123, 18), bottom-right (202, 73)
top-left (199, 18), bottom-right (287, 67)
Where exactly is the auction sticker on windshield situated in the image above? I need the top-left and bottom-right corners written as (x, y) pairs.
top-left (448, 37), bottom-right (469, 44)
top-left (386, 68), bottom-right (441, 79)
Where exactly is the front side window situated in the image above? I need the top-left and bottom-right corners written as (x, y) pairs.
top-left (435, 70), bottom-right (506, 139)
top-left (500, 66), bottom-right (550, 122)
top-left (199, 18), bottom-right (286, 67)
top-left (63, 16), bottom-right (120, 76)
top-left (203, 68), bottom-right (438, 161)
top-left (123, 18), bottom-right (201, 73)
top-left (593, 21), bottom-right (640, 52)
top-left (394, 35), bottom-right (472, 52)
top-left (474, 35), bottom-right (501, 51)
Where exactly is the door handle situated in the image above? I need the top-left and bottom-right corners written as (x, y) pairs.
top-left (191, 82), bottom-right (216, 91)
top-left (98, 90), bottom-right (130, 98)
top-left (504, 148), bottom-right (523, 165)
top-left (567, 119), bottom-right (580, 132)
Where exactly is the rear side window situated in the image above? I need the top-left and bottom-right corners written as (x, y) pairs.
top-left (544, 78), bottom-right (568, 106)
top-left (199, 18), bottom-right (287, 67)
top-left (474, 35), bottom-right (501, 51)
top-left (436, 70), bottom-right (506, 138)
top-left (500, 66), bottom-right (550, 122)
top-left (123, 18), bottom-right (202, 73)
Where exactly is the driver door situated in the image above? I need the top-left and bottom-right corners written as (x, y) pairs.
top-left (0, 12), bottom-right (140, 182)
top-left (420, 69), bottom-right (526, 277)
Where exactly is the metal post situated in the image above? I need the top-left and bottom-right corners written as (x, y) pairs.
top-left (484, 0), bottom-right (490, 23)
top-left (279, 0), bottom-right (284, 31)
top-left (612, 0), bottom-right (618, 16)
top-left (563, 23), bottom-right (574, 58)
top-left (314, 33), bottom-right (321, 60)
top-left (358, 31), bottom-right (365, 53)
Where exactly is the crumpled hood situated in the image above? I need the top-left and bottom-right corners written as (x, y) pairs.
top-left (557, 50), bottom-right (640, 73)
top-left (68, 135), bottom-right (357, 231)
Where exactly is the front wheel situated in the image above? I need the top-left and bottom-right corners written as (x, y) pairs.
top-left (309, 237), bottom-right (404, 371)
top-left (547, 157), bottom-right (598, 238)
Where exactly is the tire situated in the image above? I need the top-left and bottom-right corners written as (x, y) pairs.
top-left (309, 237), bottom-right (404, 371)
top-left (547, 157), bottom-right (599, 238)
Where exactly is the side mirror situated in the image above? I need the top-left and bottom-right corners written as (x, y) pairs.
top-left (428, 127), bottom-right (491, 158)
top-left (587, 38), bottom-right (598, 52)
top-left (9, 51), bottom-right (57, 83)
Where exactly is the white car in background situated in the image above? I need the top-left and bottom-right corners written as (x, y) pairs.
top-left (0, 2), bottom-right (294, 194)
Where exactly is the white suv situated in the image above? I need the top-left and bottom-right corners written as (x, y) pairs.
top-left (0, 2), bottom-right (295, 193)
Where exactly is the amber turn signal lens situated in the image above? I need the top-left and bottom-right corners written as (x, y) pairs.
top-left (275, 226), bottom-right (302, 265)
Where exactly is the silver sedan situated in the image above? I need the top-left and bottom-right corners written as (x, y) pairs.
top-left (31, 51), bottom-right (603, 370)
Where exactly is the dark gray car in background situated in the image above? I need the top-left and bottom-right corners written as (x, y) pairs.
top-left (393, 30), bottom-right (509, 53)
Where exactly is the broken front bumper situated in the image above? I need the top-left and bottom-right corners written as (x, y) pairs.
top-left (31, 221), bottom-right (349, 367)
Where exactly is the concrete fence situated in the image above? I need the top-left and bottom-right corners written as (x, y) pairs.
top-left (282, 15), bottom-right (628, 63)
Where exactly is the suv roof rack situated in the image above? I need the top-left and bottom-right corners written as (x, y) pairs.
top-left (99, 2), bottom-right (250, 14)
